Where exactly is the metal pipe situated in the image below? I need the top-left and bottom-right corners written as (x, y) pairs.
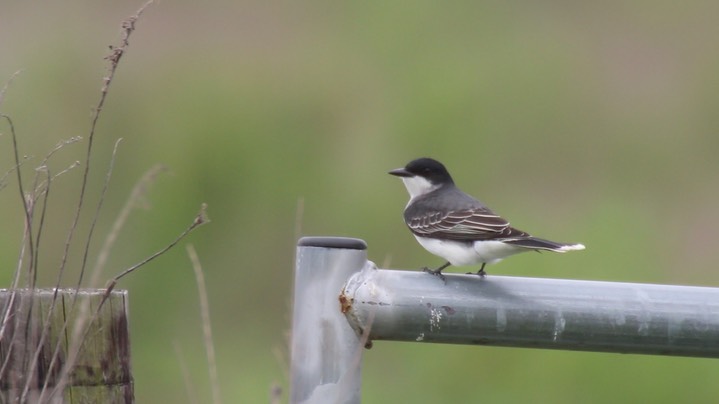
top-left (290, 237), bottom-right (368, 404)
top-left (341, 266), bottom-right (719, 357)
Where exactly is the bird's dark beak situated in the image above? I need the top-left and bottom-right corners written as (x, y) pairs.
top-left (388, 167), bottom-right (412, 177)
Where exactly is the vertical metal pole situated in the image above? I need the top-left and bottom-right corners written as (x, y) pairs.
top-left (290, 237), bottom-right (367, 404)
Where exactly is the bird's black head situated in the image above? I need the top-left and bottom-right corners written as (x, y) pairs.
top-left (389, 157), bottom-right (454, 185)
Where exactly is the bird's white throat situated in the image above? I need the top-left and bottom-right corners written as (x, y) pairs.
top-left (401, 176), bottom-right (440, 203)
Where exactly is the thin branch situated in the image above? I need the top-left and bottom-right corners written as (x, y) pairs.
top-left (36, 139), bottom-right (122, 401)
top-left (27, 138), bottom-right (121, 402)
top-left (75, 137), bottom-right (123, 288)
top-left (0, 227), bottom-right (29, 379)
top-left (0, 69), bottom-right (22, 107)
top-left (0, 158), bottom-right (29, 193)
top-left (0, 117), bottom-right (32, 378)
top-left (52, 0), bottom-right (153, 303)
top-left (187, 244), bottom-right (222, 404)
top-left (104, 203), bottom-right (210, 297)
top-left (37, 3), bottom-right (155, 400)
top-left (32, 135), bottom-right (83, 195)
top-left (2, 114), bottom-right (35, 285)
top-left (46, 204), bottom-right (209, 401)
top-left (33, 160), bottom-right (81, 196)
top-left (88, 163), bottom-right (167, 288)
top-left (39, 163), bottom-right (167, 397)
top-left (173, 341), bottom-right (201, 404)
top-left (30, 167), bottom-right (52, 288)
top-left (0, 115), bottom-right (39, 383)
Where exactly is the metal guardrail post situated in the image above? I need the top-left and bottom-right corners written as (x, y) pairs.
top-left (291, 236), bottom-right (719, 402)
top-left (341, 266), bottom-right (719, 357)
top-left (290, 237), bottom-right (368, 404)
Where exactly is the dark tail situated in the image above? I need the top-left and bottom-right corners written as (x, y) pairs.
top-left (505, 237), bottom-right (585, 252)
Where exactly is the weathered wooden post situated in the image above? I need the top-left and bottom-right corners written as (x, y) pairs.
top-left (0, 289), bottom-right (132, 403)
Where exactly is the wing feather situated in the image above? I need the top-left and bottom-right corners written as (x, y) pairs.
top-left (407, 208), bottom-right (527, 241)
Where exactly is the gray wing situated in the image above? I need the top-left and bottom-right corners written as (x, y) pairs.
top-left (406, 207), bottom-right (529, 241)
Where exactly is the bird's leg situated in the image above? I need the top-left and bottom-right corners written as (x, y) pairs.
top-left (475, 263), bottom-right (487, 277)
top-left (423, 262), bottom-right (450, 282)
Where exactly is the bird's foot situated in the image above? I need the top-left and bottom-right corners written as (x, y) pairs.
top-left (422, 267), bottom-right (446, 283)
top-left (473, 263), bottom-right (487, 278)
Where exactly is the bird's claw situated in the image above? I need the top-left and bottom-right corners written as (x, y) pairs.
top-left (422, 267), bottom-right (446, 283)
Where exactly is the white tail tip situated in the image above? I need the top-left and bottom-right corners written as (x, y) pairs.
top-left (558, 243), bottom-right (586, 252)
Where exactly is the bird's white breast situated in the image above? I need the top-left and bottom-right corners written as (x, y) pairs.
top-left (414, 236), bottom-right (527, 267)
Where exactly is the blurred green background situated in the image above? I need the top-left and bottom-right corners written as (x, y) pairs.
top-left (2, 1), bottom-right (719, 403)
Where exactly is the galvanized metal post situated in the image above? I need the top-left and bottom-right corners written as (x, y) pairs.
top-left (290, 237), bottom-right (368, 404)
top-left (341, 267), bottom-right (719, 358)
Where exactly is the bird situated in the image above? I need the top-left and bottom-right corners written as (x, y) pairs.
top-left (389, 157), bottom-right (585, 281)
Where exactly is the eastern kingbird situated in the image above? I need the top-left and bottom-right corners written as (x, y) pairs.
top-left (389, 157), bottom-right (585, 280)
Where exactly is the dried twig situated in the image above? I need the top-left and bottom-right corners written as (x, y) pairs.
top-left (2, 114), bottom-right (36, 285)
top-left (32, 136), bottom-right (83, 195)
top-left (187, 244), bottom-right (222, 404)
top-left (173, 341), bottom-right (201, 404)
top-left (88, 163), bottom-right (168, 288)
top-left (104, 203), bottom-right (210, 297)
top-left (29, 167), bottom-right (52, 288)
top-left (27, 140), bottom-right (122, 402)
top-left (44, 204), bottom-right (209, 400)
top-left (75, 137), bottom-right (123, 288)
top-left (0, 221), bottom-right (30, 379)
top-left (52, 0), bottom-right (153, 303)
top-left (0, 115), bottom-right (37, 383)
top-left (36, 2), bottom-right (155, 401)
top-left (0, 69), bottom-right (22, 107)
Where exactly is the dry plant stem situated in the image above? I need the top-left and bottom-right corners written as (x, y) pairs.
top-left (75, 137), bottom-right (123, 288)
top-left (39, 161), bottom-right (164, 399)
top-left (15, 170), bottom-right (52, 397)
top-left (38, 2), bottom-right (155, 400)
top-left (30, 168), bottom-right (52, 289)
top-left (3, 115), bottom-right (36, 286)
top-left (54, 0), bottom-right (153, 291)
top-left (33, 136), bottom-right (83, 196)
top-left (0, 71), bottom-right (23, 192)
top-left (0, 115), bottom-right (37, 383)
top-left (45, 203), bottom-right (209, 401)
top-left (39, 3), bottom-right (143, 390)
top-left (88, 163), bottom-right (167, 289)
top-left (39, 163), bottom-right (163, 396)
top-left (187, 244), bottom-right (222, 404)
top-left (13, 170), bottom-right (50, 391)
top-left (0, 136), bottom-right (81, 390)
top-left (27, 141), bottom-right (122, 402)
top-left (0, 226), bottom-right (29, 379)
top-left (173, 341), bottom-right (201, 404)
top-left (104, 203), bottom-right (210, 297)
top-left (0, 69), bottom-right (22, 107)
